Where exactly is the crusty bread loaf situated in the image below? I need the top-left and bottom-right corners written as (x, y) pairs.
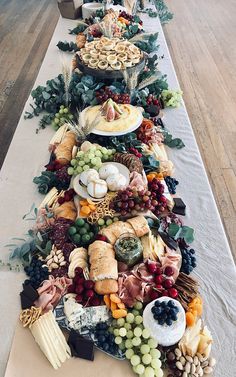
top-left (88, 240), bottom-right (114, 255)
top-left (99, 221), bottom-right (135, 245)
top-left (98, 227), bottom-right (117, 245)
top-left (95, 279), bottom-right (118, 295)
top-left (89, 258), bottom-right (118, 281)
top-left (89, 248), bottom-right (115, 264)
top-left (69, 247), bottom-right (87, 262)
top-left (55, 131), bottom-right (77, 165)
top-left (127, 216), bottom-right (149, 237)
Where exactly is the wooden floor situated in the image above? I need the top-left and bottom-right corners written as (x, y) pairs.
top-left (0, 0), bottom-right (235, 259)
top-left (164, 0), bottom-right (236, 260)
top-left (0, 0), bottom-right (59, 167)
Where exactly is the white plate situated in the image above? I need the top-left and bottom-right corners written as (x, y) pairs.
top-left (73, 162), bottom-right (130, 200)
top-left (81, 106), bottom-right (143, 137)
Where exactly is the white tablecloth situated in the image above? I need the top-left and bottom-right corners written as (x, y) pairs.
top-left (0, 12), bottom-right (235, 377)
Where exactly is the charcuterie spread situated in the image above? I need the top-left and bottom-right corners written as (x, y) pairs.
top-left (5, 6), bottom-right (218, 377)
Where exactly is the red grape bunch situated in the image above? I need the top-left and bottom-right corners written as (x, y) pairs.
top-left (96, 87), bottom-right (131, 105)
top-left (110, 179), bottom-right (167, 217)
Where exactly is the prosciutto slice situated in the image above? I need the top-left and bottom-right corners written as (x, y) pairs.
top-left (34, 275), bottom-right (72, 313)
top-left (160, 247), bottom-right (182, 282)
top-left (118, 263), bottom-right (155, 307)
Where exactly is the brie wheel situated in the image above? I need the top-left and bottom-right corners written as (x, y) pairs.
top-left (143, 297), bottom-right (186, 347)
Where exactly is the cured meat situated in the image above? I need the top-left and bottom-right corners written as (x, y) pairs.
top-left (129, 172), bottom-right (147, 192)
top-left (34, 275), bottom-right (72, 313)
top-left (160, 247), bottom-right (182, 282)
top-left (118, 262), bottom-right (155, 307)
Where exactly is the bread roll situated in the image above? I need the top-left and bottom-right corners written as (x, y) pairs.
top-left (89, 258), bottom-right (118, 281)
top-left (99, 222), bottom-right (135, 245)
top-left (89, 248), bottom-right (115, 264)
top-left (55, 131), bottom-right (77, 165)
top-left (127, 216), bottom-right (149, 237)
top-left (98, 227), bottom-right (117, 245)
top-left (88, 241), bottom-right (113, 256)
top-left (95, 279), bottom-right (118, 295)
top-left (69, 247), bottom-right (87, 262)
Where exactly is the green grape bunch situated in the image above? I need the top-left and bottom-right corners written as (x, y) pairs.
top-left (109, 301), bottom-right (163, 377)
top-left (161, 89), bottom-right (183, 108)
top-left (51, 105), bottom-right (74, 130)
top-left (67, 144), bottom-right (116, 176)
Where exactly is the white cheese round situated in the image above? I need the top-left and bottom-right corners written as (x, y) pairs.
top-left (143, 297), bottom-right (186, 347)
top-left (99, 164), bottom-right (119, 180)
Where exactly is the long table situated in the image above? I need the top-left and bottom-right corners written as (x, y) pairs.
top-left (0, 11), bottom-right (236, 377)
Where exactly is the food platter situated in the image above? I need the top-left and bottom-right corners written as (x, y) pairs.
top-left (81, 105), bottom-right (143, 136)
top-left (75, 52), bottom-right (147, 80)
top-left (4, 6), bottom-right (219, 377)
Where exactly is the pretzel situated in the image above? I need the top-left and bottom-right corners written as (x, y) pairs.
top-left (20, 306), bottom-right (42, 328)
top-left (87, 194), bottom-right (116, 224)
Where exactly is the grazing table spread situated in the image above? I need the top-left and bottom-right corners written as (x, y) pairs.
top-left (0, 6), bottom-right (236, 377)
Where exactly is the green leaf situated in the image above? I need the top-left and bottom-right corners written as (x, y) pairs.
top-left (168, 223), bottom-right (180, 238)
top-left (20, 243), bottom-right (31, 257)
top-left (9, 247), bottom-right (20, 260)
top-left (42, 91), bottom-right (51, 100)
top-left (180, 226), bottom-right (194, 244)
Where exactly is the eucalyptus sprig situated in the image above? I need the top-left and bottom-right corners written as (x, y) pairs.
top-left (5, 229), bottom-right (52, 266)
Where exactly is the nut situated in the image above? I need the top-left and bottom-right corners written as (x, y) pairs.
top-left (196, 353), bottom-right (204, 362)
top-left (58, 256), bottom-right (64, 263)
top-left (186, 355), bottom-right (193, 363)
top-left (176, 361), bottom-right (183, 370)
top-left (191, 364), bottom-right (196, 374)
top-left (208, 357), bottom-right (216, 367)
top-left (194, 356), bottom-right (199, 366)
top-left (180, 356), bottom-right (186, 365)
top-left (185, 362), bottom-right (191, 373)
top-left (175, 348), bottom-right (182, 358)
top-left (47, 258), bottom-right (53, 266)
top-left (203, 367), bottom-right (213, 374)
top-left (51, 262), bottom-right (59, 269)
top-left (53, 255), bottom-right (59, 263)
top-left (201, 360), bottom-right (208, 368)
top-left (60, 261), bottom-right (66, 266)
top-left (198, 366), bottom-right (203, 376)
top-left (51, 249), bottom-right (55, 256)
top-left (182, 372), bottom-right (188, 377)
top-left (58, 252), bottom-right (63, 259)
top-left (196, 364), bottom-right (201, 373)
top-left (56, 249), bottom-right (62, 256)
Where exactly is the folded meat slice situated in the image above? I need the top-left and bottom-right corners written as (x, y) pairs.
top-left (132, 263), bottom-right (155, 283)
top-left (34, 275), bottom-right (72, 313)
top-left (160, 247), bottom-right (182, 282)
top-left (129, 172), bottom-right (147, 192)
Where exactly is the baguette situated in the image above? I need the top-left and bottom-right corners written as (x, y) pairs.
top-left (127, 216), bottom-right (149, 237)
top-left (99, 221), bottom-right (135, 245)
top-left (94, 279), bottom-right (118, 295)
top-left (55, 131), bottom-right (77, 165)
top-left (89, 248), bottom-right (115, 264)
top-left (89, 258), bottom-right (118, 281)
top-left (88, 241), bottom-right (114, 256)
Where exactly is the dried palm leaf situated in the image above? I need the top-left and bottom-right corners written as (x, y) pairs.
top-left (61, 58), bottom-right (72, 106)
top-left (137, 71), bottom-right (162, 90)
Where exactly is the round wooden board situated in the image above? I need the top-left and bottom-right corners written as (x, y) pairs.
top-left (75, 53), bottom-right (147, 80)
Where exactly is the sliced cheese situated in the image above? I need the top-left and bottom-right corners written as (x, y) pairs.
top-left (30, 311), bottom-right (71, 369)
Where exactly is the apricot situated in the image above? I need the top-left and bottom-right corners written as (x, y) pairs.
top-left (186, 311), bottom-right (195, 327)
